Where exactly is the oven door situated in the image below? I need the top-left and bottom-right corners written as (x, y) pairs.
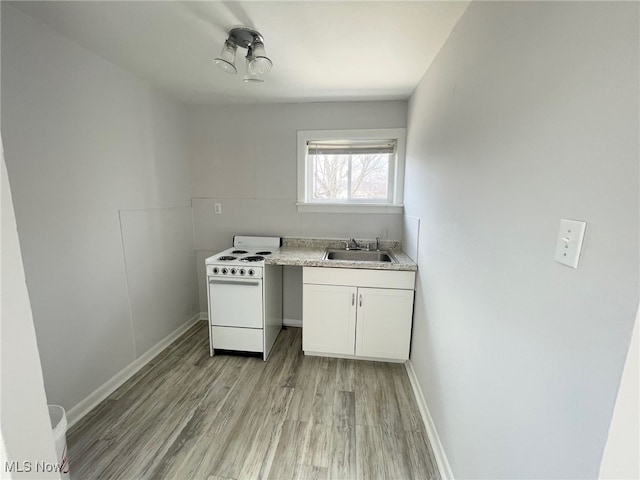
top-left (208, 276), bottom-right (263, 328)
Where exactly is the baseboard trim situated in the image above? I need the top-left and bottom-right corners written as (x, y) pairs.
top-left (405, 360), bottom-right (454, 480)
top-left (283, 318), bottom-right (302, 327)
top-left (66, 313), bottom-right (201, 429)
top-left (200, 311), bottom-right (208, 321)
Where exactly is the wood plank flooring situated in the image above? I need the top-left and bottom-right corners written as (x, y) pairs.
top-left (67, 322), bottom-right (440, 480)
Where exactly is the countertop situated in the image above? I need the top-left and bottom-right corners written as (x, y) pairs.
top-left (265, 240), bottom-right (417, 271)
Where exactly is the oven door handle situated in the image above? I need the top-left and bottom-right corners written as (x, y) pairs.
top-left (208, 278), bottom-right (260, 286)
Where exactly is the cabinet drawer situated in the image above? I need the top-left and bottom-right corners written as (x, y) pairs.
top-left (211, 326), bottom-right (263, 352)
top-left (303, 267), bottom-right (415, 289)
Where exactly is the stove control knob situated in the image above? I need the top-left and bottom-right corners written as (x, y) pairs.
top-left (248, 269), bottom-right (255, 276)
top-left (230, 268), bottom-right (237, 275)
top-left (239, 269), bottom-right (246, 275)
top-left (222, 268), bottom-right (228, 274)
top-left (212, 267), bottom-right (219, 274)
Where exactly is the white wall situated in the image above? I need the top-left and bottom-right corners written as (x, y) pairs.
top-left (1, 5), bottom-right (198, 414)
top-left (2, 142), bottom-right (59, 477)
top-left (0, 7), bottom-right (57, 475)
top-left (404, 2), bottom-right (639, 478)
top-left (188, 102), bottom-right (407, 318)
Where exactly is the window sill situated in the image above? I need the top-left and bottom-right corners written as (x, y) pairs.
top-left (296, 203), bottom-right (404, 214)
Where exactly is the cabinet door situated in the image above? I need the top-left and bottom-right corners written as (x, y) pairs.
top-left (355, 288), bottom-right (414, 361)
top-left (303, 284), bottom-right (357, 356)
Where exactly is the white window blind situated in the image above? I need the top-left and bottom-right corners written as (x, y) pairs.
top-left (306, 139), bottom-right (397, 155)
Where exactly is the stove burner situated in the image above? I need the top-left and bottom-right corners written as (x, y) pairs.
top-left (218, 255), bottom-right (237, 261)
top-left (232, 250), bottom-right (248, 254)
top-left (240, 255), bottom-right (264, 262)
top-left (255, 251), bottom-right (272, 255)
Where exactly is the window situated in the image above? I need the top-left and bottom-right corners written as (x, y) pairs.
top-left (297, 129), bottom-right (406, 213)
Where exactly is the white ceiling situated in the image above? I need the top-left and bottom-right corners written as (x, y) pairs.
top-left (10, 1), bottom-right (469, 105)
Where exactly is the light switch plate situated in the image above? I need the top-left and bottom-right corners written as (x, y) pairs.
top-left (214, 203), bottom-right (222, 214)
top-left (554, 219), bottom-right (587, 268)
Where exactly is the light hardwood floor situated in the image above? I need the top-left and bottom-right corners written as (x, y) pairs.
top-left (68, 322), bottom-right (440, 480)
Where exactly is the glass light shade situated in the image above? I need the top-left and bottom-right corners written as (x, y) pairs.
top-left (214, 40), bottom-right (237, 74)
top-left (248, 41), bottom-right (273, 74)
top-left (243, 57), bottom-right (264, 83)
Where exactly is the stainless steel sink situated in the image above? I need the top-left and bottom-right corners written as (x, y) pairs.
top-left (323, 248), bottom-right (397, 263)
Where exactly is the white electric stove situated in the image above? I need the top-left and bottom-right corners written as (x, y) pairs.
top-left (205, 236), bottom-right (282, 360)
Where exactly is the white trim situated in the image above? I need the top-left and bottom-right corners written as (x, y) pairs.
top-left (295, 203), bottom-right (404, 214)
top-left (66, 313), bottom-right (201, 428)
top-left (405, 360), bottom-right (455, 480)
top-left (283, 318), bottom-right (302, 327)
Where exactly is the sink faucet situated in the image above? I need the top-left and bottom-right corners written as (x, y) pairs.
top-left (342, 238), bottom-right (360, 250)
top-left (376, 237), bottom-right (381, 251)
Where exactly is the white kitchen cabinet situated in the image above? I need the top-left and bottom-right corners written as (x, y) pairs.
top-left (302, 267), bottom-right (415, 362)
top-left (355, 287), bottom-right (414, 359)
top-left (303, 284), bottom-right (356, 356)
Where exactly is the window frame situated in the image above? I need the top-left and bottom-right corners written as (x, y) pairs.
top-left (297, 128), bottom-right (406, 214)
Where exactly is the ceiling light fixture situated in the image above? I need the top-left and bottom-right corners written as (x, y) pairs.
top-left (214, 27), bottom-right (273, 82)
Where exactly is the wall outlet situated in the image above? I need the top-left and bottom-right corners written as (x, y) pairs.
top-left (214, 203), bottom-right (222, 215)
top-left (554, 219), bottom-right (587, 268)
